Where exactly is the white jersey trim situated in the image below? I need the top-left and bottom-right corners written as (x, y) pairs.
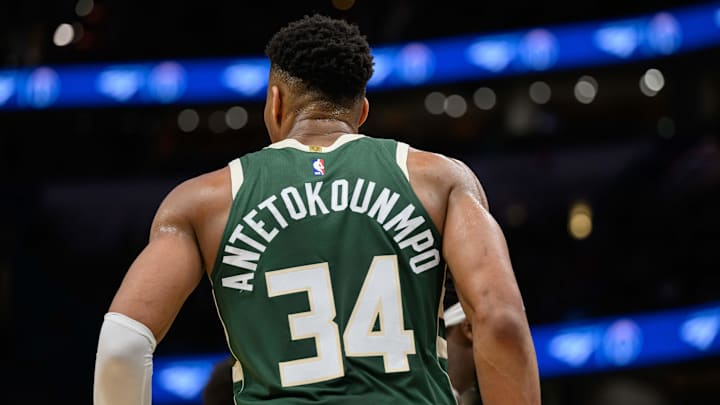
top-left (232, 359), bottom-right (244, 384)
top-left (229, 158), bottom-right (244, 200)
top-left (265, 133), bottom-right (365, 152)
top-left (396, 141), bottom-right (410, 180)
top-left (437, 336), bottom-right (448, 359)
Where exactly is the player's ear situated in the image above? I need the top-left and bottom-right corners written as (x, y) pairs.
top-left (357, 97), bottom-right (369, 127)
top-left (264, 84), bottom-right (283, 141)
top-left (271, 85), bottom-right (282, 126)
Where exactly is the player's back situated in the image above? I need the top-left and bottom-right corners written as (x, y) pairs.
top-left (210, 134), bottom-right (455, 404)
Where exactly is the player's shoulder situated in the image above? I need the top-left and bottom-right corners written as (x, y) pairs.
top-left (173, 166), bottom-right (229, 197)
top-left (407, 146), bottom-right (476, 185)
top-left (407, 145), bottom-right (454, 166)
top-left (407, 145), bottom-right (489, 209)
top-left (148, 164), bottom-right (231, 236)
top-left (159, 165), bottom-right (231, 215)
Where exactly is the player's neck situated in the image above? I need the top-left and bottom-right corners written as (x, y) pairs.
top-left (283, 115), bottom-right (358, 147)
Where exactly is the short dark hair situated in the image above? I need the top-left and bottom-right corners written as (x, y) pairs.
top-left (265, 14), bottom-right (374, 105)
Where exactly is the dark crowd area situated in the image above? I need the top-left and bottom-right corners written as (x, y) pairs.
top-left (1, 0), bottom-right (719, 403)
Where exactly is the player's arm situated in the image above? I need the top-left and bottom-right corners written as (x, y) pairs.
top-left (449, 157), bottom-right (489, 210)
top-left (93, 178), bottom-right (206, 405)
top-left (442, 160), bottom-right (541, 405)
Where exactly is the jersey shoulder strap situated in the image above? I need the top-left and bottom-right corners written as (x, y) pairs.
top-left (228, 157), bottom-right (243, 200)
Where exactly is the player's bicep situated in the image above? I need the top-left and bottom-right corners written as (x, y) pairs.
top-left (442, 180), bottom-right (524, 324)
top-left (108, 187), bottom-right (205, 343)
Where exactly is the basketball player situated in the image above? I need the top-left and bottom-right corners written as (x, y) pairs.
top-left (93, 14), bottom-right (540, 405)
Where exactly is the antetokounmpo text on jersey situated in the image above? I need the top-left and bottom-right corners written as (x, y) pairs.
top-left (221, 178), bottom-right (440, 292)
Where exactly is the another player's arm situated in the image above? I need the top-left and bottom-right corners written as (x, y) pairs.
top-left (94, 178), bottom-right (206, 405)
top-left (442, 159), bottom-right (541, 405)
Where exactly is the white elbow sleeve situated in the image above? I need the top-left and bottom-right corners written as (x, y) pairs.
top-left (94, 312), bottom-right (157, 405)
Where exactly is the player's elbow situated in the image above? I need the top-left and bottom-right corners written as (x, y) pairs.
top-left (471, 304), bottom-right (530, 347)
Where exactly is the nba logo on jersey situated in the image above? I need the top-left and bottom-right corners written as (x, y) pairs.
top-left (312, 158), bottom-right (325, 176)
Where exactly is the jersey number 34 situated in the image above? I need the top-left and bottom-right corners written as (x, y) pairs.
top-left (265, 255), bottom-right (417, 387)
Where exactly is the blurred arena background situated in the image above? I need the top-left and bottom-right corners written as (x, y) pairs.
top-left (1, 0), bottom-right (719, 403)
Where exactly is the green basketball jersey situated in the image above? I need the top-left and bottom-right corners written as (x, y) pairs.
top-left (210, 134), bottom-right (455, 404)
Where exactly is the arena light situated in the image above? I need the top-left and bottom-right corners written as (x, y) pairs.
top-left (648, 12), bottom-right (682, 55)
top-left (222, 62), bottom-right (269, 96)
top-left (529, 81), bottom-right (551, 104)
top-left (53, 23), bottom-right (75, 47)
top-left (467, 37), bottom-right (515, 73)
top-left (177, 109), bottom-right (199, 132)
top-left (574, 76), bottom-right (598, 104)
top-left (75, 0), bottom-right (94, 17)
top-left (0, 75), bottom-right (15, 106)
top-left (152, 301), bottom-right (720, 403)
top-left (97, 68), bottom-right (144, 102)
top-left (444, 94), bottom-right (467, 118)
top-left (225, 106), bottom-right (248, 130)
top-left (148, 62), bottom-right (187, 103)
top-left (26, 67), bottom-right (60, 108)
top-left (366, 52), bottom-right (393, 87)
top-left (594, 24), bottom-right (639, 58)
top-left (397, 43), bottom-right (435, 85)
top-left (640, 68), bottom-right (665, 96)
top-left (568, 201), bottom-right (593, 240)
top-left (1, 2), bottom-right (718, 110)
top-left (681, 309), bottom-right (720, 351)
top-left (473, 87), bottom-right (496, 110)
top-left (153, 353), bottom-right (229, 403)
top-left (535, 303), bottom-right (720, 377)
top-left (424, 91), bottom-right (446, 115)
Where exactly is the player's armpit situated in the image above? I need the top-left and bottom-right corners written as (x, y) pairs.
top-left (442, 173), bottom-right (541, 405)
top-left (107, 181), bottom-right (205, 343)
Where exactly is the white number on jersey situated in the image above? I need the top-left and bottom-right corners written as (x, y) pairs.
top-left (265, 255), bottom-right (416, 387)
